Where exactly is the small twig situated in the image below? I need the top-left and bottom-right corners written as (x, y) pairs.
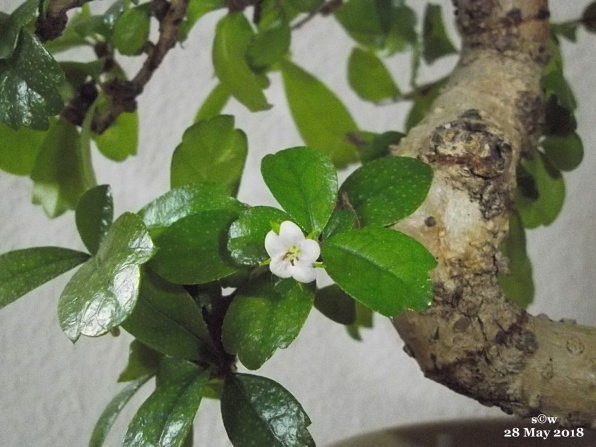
top-left (36, 0), bottom-right (92, 41)
top-left (91, 0), bottom-right (190, 134)
top-left (375, 76), bottom-right (448, 106)
top-left (290, 0), bottom-right (343, 30)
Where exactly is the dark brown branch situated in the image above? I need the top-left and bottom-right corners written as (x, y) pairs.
top-left (91, 0), bottom-right (189, 134)
top-left (36, 0), bottom-right (90, 41)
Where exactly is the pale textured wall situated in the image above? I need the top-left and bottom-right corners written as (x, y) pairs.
top-left (0, 1), bottom-right (594, 446)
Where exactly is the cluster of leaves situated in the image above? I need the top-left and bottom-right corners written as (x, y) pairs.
top-left (0, 110), bottom-right (435, 446)
top-left (500, 8), bottom-right (594, 308)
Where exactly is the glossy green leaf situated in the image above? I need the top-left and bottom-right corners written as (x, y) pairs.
top-left (247, 20), bottom-right (291, 69)
top-left (280, 59), bottom-right (359, 167)
top-left (58, 213), bottom-right (156, 341)
top-left (195, 83), bottom-right (230, 122)
top-left (90, 375), bottom-right (153, 447)
top-left (181, 0), bottom-right (225, 40)
top-left (516, 153), bottom-right (565, 229)
top-left (94, 111), bottom-right (138, 161)
top-left (124, 357), bottom-right (208, 447)
top-left (0, 30), bottom-right (64, 130)
top-left (75, 185), bottom-right (114, 255)
top-left (582, 1), bottom-right (596, 33)
top-left (287, 0), bottom-right (322, 12)
top-left (340, 156), bottom-right (433, 227)
top-left (171, 115), bottom-right (247, 196)
top-left (0, 121), bottom-right (45, 175)
top-left (347, 47), bottom-right (400, 102)
top-left (322, 228), bottom-right (436, 317)
top-left (422, 3), bottom-right (457, 64)
top-left (499, 212), bottom-right (534, 308)
top-left (541, 133), bottom-right (583, 172)
top-left (31, 118), bottom-right (95, 218)
top-left (140, 183), bottom-right (245, 234)
top-left (118, 340), bottom-right (162, 382)
top-left (357, 130), bottom-right (404, 163)
top-left (111, 5), bottom-right (151, 55)
top-left (261, 146), bottom-right (338, 232)
top-left (221, 373), bottom-right (315, 447)
top-left (103, 0), bottom-right (128, 31)
top-left (122, 269), bottom-right (215, 362)
top-left (149, 209), bottom-right (240, 284)
top-left (314, 284), bottom-right (356, 325)
top-left (346, 301), bottom-right (373, 341)
top-left (0, 247), bottom-right (89, 309)
top-left (222, 276), bottom-right (313, 369)
top-left (213, 13), bottom-right (270, 112)
top-left (0, 0), bottom-right (38, 59)
top-left (321, 209), bottom-right (356, 241)
top-left (228, 206), bottom-right (291, 266)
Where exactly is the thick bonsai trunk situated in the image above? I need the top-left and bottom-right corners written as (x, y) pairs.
top-left (391, 0), bottom-right (596, 427)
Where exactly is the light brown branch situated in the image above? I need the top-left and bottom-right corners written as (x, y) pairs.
top-left (390, 0), bottom-right (596, 428)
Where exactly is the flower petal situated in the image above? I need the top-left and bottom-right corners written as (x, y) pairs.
top-left (265, 230), bottom-right (285, 257)
top-left (292, 263), bottom-right (317, 283)
top-left (270, 256), bottom-right (293, 278)
top-left (299, 239), bottom-right (320, 263)
top-left (279, 221), bottom-right (305, 246)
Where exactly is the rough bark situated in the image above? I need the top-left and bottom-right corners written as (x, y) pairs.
top-left (391, 0), bottom-right (596, 427)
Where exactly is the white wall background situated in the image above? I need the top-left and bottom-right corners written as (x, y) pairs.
top-left (0, 1), bottom-right (594, 446)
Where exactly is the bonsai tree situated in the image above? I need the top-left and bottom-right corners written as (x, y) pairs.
top-left (0, 0), bottom-right (594, 445)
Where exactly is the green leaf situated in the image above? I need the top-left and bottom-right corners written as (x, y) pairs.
top-left (90, 375), bottom-right (153, 447)
top-left (499, 212), bottom-right (534, 308)
top-left (551, 22), bottom-right (578, 42)
top-left (287, 0), bottom-right (322, 12)
top-left (347, 47), bottom-right (400, 102)
top-left (357, 130), bottom-right (404, 163)
top-left (541, 132), bottom-right (583, 172)
top-left (124, 357), bottom-right (208, 447)
top-left (221, 373), bottom-right (315, 447)
top-left (384, 5), bottom-right (418, 55)
top-left (261, 146), bottom-right (338, 232)
top-left (222, 276), bottom-right (313, 370)
top-left (422, 3), bottom-right (457, 64)
top-left (322, 228), bottom-right (436, 317)
top-left (171, 115), bottom-right (247, 196)
top-left (31, 118), bottom-right (95, 217)
top-left (140, 183), bottom-right (245, 234)
top-left (111, 5), bottom-right (151, 56)
top-left (247, 20), bottom-right (291, 69)
top-left (582, 1), bottom-right (596, 33)
top-left (118, 340), bottom-right (162, 383)
top-left (321, 210), bottom-right (356, 240)
top-left (280, 59), bottom-right (359, 167)
top-left (76, 185), bottom-right (114, 255)
top-left (181, 0), bottom-right (225, 40)
top-left (228, 206), bottom-right (291, 266)
top-left (58, 213), bottom-right (156, 341)
top-left (405, 79), bottom-right (446, 131)
top-left (314, 284), bottom-right (356, 325)
top-left (346, 301), bottom-right (373, 341)
top-left (543, 94), bottom-right (576, 136)
top-left (340, 156), bottom-right (433, 227)
top-left (0, 0), bottom-right (38, 60)
top-left (149, 209), bottom-right (240, 284)
top-left (0, 247), bottom-right (89, 310)
top-left (0, 121), bottom-right (45, 175)
top-left (516, 153), bottom-right (565, 229)
top-left (93, 111), bottom-right (138, 161)
top-left (334, 0), bottom-right (393, 50)
top-left (0, 30), bottom-right (64, 130)
top-left (195, 83), bottom-right (230, 122)
top-left (122, 269), bottom-right (215, 362)
top-left (213, 13), bottom-right (270, 112)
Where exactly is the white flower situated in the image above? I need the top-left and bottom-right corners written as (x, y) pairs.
top-left (265, 221), bottom-right (320, 283)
